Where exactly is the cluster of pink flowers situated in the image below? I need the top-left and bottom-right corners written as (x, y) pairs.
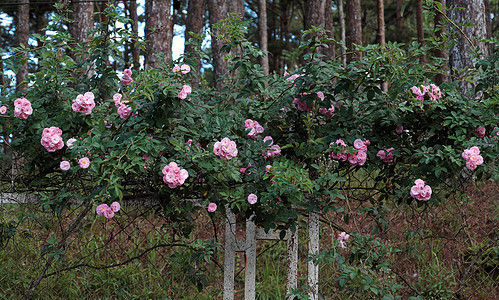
top-left (41, 127), bottom-right (64, 152)
top-left (14, 98), bottom-right (32, 119)
top-left (377, 147), bottom-right (395, 163)
top-left (72, 92), bottom-right (95, 115)
top-left (172, 64), bottom-right (191, 74)
top-left (462, 146), bottom-right (484, 170)
top-left (245, 119), bottom-right (264, 138)
top-left (330, 138), bottom-right (369, 166)
top-left (162, 161), bottom-right (189, 188)
top-left (337, 232), bottom-right (350, 249)
top-left (213, 137), bottom-right (238, 160)
top-left (292, 93), bottom-right (312, 112)
top-left (96, 202), bottom-right (121, 219)
top-left (263, 136), bottom-right (281, 158)
top-left (475, 126), bottom-right (486, 138)
top-left (319, 105), bottom-right (335, 119)
top-left (113, 93), bottom-right (134, 120)
top-left (410, 84), bottom-right (441, 102)
top-left (120, 69), bottom-right (133, 85)
top-left (178, 84), bottom-right (192, 100)
top-left (247, 193), bottom-right (258, 205)
top-left (410, 179), bottom-right (432, 201)
top-left (208, 202), bottom-right (217, 212)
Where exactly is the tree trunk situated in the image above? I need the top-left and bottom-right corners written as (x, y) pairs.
top-left (208, 0), bottom-right (228, 91)
top-left (16, 0), bottom-right (29, 92)
top-left (258, 0), bottom-right (269, 75)
top-left (338, 0), bottom-right (346, 66)
top-left (145, 0), bottom-right (173, 68)
top-left (324, 1), bottom-right (335, 60)
top-left (229, 0), bottom-right (244, 19)
top-left (415, 0), bottom-right (426, 63)
top-left (130, 0), bottom-right (140, 70)
top-left (69, 0), bottom-right (94, 45)
top-left (185, 0), bottom-right (205, 87)
top-left (377, 0), bottom-right (387, 92)
top-left (396, 0), bottom-right (404, 31)
top-left (447, 0), bottom-right (490, 94)
top-left (345, 0), bottom-right (362, 63)
top-left (304, 0), bottom-right (329, 59)
top-left (434, 0), bottom-right (447, 85)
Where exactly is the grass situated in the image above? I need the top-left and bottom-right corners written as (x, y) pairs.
top-left (0, 180), bottom-right (497, 299)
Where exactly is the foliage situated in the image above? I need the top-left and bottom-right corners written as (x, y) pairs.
top-left (0, 4), bottom-right (497, 297)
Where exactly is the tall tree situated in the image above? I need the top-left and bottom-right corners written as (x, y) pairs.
top-left (208, 0), bottom-right (228, 90)
top-left (377, 0), bottom-right (387, 92)
top-left (304, 0), bottom-right (332, 59)
top-left (69, 0), bottom-right (94, 45)
top-left (415, 0), bottom-right (426, 62)
top-left (345, 0), bottom-right (362, 63)
top-left (434, 0), bottom-right (447, 85)
top-left (145, 0), bottom-right (173, 68)
top-left (396, 0), bottom-right (404, 31)
top-left (229, 0), bottom-right (244, 18)
top-left (338, 0), bottom-right (346, 66)
top-left (447, 0), bottom-right (491, 93)
top-left (16, 0), bottom-right (29, 92)
top-left (258, 0), bottom-right (269, 75)
top-left (185, 0), bottom-right (205, 87)
top-left (128, 0), bottom-right (140, 70)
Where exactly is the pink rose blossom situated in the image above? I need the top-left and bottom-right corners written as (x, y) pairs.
top-left (292, 95), bottom-right (311, 112)
top-left (120, 69), bottom-right (133, 85)
top-left (263, 136), bottom-right (273, 146)
top-left (113, 93), bottom-right (123, 107)
top-left (14, 98), bottom-right (32, 119)
top-left (178, 85), bottom-right (192, 99)
top-left (41, 127), bottom-right (64, 152)
top-left (162, 161), bottom-right (189, 188)
top-left (110, 201), bottom-right (121, 212)
top-left (79, 157), bottom-right (90, 169)
top-left (396, 125), bottom-right (404, 134)
top-left (180, 64), bottom-right (191, 74)
top-left (410, 179), bottom-right (432, 201)
top-left (60, 160), bottom-right (70, 171)
top-left (208, 202), bottom-right (217, 212)
top-left (377, 147), bottom-right (394, 163)
top-left (96, 204), bottom-right (108, 216)
top-left (319, 104), bottom-right (335, 119)
top-left (172, 65), bottom-right (181, 72)
top-left (0, 106), bottom-right (7, 115)
top-left (317, 92), bottom-right (325, 101)
top-left (337, 232), bottom-right (350, 249)
top-left (247, 193), bottom-right (258, 205)
top-left (476, 126), bottom-right (486, 138)
top-left (66, 138), bottom-right (76, 149)
top-left (72, 92), bottom-right (95, 115)
top-left (462, 146), bottom-right (484, 170)
top-left (103, 207), bottom-right (115, 219)
top-left (213, 137), bottom-right (238, 160)
top-left (245, 119), bottom-right (264, 139)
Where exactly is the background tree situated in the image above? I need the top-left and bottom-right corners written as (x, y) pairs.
top-left (434, 0), bottom-right (447, 84)
top-left (258, 0), bottom-right (269, 75)
top-left (185, 0), bottom-right (205, 87)
top-left (208, 0), bottom-right (228, 90)
top-left (345, 0), bottom-right (362, 63)
top-left (16, 0), bottom-right (29, 92)
top-left (145, 0), bottom-right (173, 68)
top-left (415, 0), bottom-right (426, 62)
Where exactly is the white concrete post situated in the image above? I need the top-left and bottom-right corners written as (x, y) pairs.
top-left (308, 211), bottom-right (320, 300)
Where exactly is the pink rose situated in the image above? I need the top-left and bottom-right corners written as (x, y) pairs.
top-left (180, 64), bottom-right (191, 74)
top-left (247, 193), bottom-right (258, 205)
top-left (60, 160), bottom-right (70, 171)
top-left (208, 202), bottom-right (217, 212)
top-left (79, 157), bottom-right (90, 169)
top-left (410, 179), bottom-right (432, 201)
top-left (476, 126), bottom-right (486, 138)
top-left (96, 204), bottom-right (109, 216)
top-left (41, 127), bottom-right (64, 152)
top-left (14, 98), bottom-right (32, 119)
top-left (172, 65), bottom-right (181, 72)
top-left (110, 201), bottom-right (121, 212)
top-left (0, 106), bottom-right (7, 115)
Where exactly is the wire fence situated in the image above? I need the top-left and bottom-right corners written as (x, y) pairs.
top-left (0, 162), bottom-right (497, 299)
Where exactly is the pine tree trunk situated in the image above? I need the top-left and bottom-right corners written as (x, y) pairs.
top-left (447, 0), bottom-right (490, 94)
top-left (345, 0), bottom-right (362, 63)
top-left (377, 0), bottom-right (387, 92)
top-left (338, 0), bottom-right (346, 66)
top-left (208, 0), bottom-right (228, 91)
top-left (16, 0), bottom-right (29, 92)
top-left (258, 0), bottom-right (269, 75)
top-left (69, 0), bottom-right (94, 44)
top-left (434, 0), bottom-right (447, 85)
top-left (415, 0), bottom-right (426, 63)
top-left (324, 1), bottom-right (335, 60)
top-left (229, 0), bottom-right (244, 18)
top-left (185, 0), bottom-right (205, 87)
top-left (130, 0), bottom-right (140, 70)
top-left (396, 0), bottom-right (404, 31)
top-left (145, 0), bottom-right (173, 68)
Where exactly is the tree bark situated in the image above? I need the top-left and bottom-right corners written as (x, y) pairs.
top-left (16, 0), bottom-right (29, 92)
top-left (434, 0), bottom-right (447, 85)
top-left (345, 0), bottom-right (362, 63)
top-left (338, 0), bottom-right (346, 66)
top-left (129, 0), bottom-right (140, 70)
top-left (415, 0), bottom-right (426, 63)
top-left (396, 0), bottom-right (404, 31)
top-left (447, 0), bottom-right (490, 93)
top-left (258, 0), bottom-right (269, 75)
top-left (229, 0), bottom-right (244, 19)
top-left (145, 0), bottom-right (173, 68)
top-left (185, 0), bottom-right (205, 87)
top-left (208, 0), bottom-right (228, 91)
top-left (324, 1), bottom-right (335, 60)
top-left (377, 0), bottom-right (387, 92)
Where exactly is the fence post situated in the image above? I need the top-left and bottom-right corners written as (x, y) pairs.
top-left (223, 205), bottom-right (237, 300)
top-left (308, 211), bottom-right (320, 300)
